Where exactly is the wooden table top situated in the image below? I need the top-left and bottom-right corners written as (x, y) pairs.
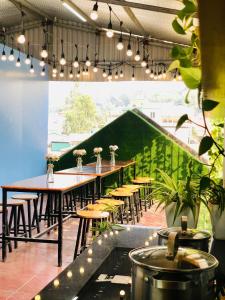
top-left (87, 160), bottom-right (136, 168)
top-left (56, 165), bottom-right (121, 177)
top-left (1, 174), bottom-right (97, 192)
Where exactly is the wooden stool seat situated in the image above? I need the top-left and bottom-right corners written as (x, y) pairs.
top-left (77, 210), bottom-right (109, 219)
top-left (0, 199), bottom-right (26, 206)
top-left (87, 203), bottom-right (109, 211)
top-left (116, 187), bottom-right (138, 193)
top-left (132, 178), bottom-right (151, 184)
top-left (96, 199), bottom-right (124, 206)
top-left (122, 184), bottom-right (142, 189)
top-left (12, 194), bottom-right (38, 200)
top-left (110, 190), bottom-right (133, 197)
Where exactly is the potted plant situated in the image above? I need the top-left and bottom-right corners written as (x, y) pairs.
top-left (152, 161), bottom-right (202, 228)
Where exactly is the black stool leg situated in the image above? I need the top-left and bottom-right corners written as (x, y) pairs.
top-left (33, 199), bottom-right (40, 233)
top-left (20, 205), bottom-right (28, 238)
top-left (27, 201), bottom-right (32, 237)
top-left (73, 218), bottom-right (84, 260)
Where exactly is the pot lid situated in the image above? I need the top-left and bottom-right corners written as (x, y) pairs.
top-left (158, 227), bottom-right (211, 241)
top-left (129, 246), bottom-right (218, 273)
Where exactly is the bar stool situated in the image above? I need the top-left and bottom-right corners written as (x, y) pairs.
top-left (0, 207), bottom-right (12, 252)
top-left (0, 199), bottom-right (27, 249)
top-left (96, 198), bottom-right (124, 224)
top-left (131, 177), bottom-right (153, 211)
top-left (123, 184), bottom-right (143, 217)
top-left (73, 210), bottom-right (109, 260)
top-left (12, 193), bottom-right (40, 237)
top-left (109, 189), bottom-right (135, 224)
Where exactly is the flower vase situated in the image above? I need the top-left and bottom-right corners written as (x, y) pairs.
top-left (110, 151), bottom-right (116, 166)
top-left (96, 154), bottom-right (102, 168)
top-left (77, 156), bottom-right (83, 171)
top-left (47, 163), bottom-right (54, 183)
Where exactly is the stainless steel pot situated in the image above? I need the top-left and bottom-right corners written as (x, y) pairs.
top-left (129, 232), bottom-right (218, 300)
top-left (158, 216), bottom-right (211, 252)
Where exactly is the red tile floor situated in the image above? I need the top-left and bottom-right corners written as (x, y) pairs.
top-left (0, 205), bottom-right (166, 300)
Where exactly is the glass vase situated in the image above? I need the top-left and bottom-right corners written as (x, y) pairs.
top-left (110, 151), bottom-right (116, 166)
top-left (47, 163), bottom-right (54, 183)
top-left (77, 156), bottom-right (83, 171)
top-left (96, 153), bottom-right (102, 168)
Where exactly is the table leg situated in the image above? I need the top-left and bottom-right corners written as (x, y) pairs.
top-left (2, 189), bottom-right (7, 262)
top-left (120, 168), bottom-right (123, 186)
top-left (92, 180), bottom-right (96, 203)
top-left (97, 177), bottom-right (101, 199)
top-left (58, 192), bottom-right (63, 267)
top-left (133, 163), bottom-right (136, 179)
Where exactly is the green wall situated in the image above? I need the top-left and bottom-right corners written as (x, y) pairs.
top-left (54, 109), bottom-right (205, 186)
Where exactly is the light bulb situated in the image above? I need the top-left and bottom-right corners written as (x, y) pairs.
top-left (93, 66), bottom-right (98, 73)
top-left (85, 59), bottom-right (91, 67)
top-left (30, 65), bottom-right (34, 73)
top-left (120, 70), bottom-right (124, 78)
top-left (73, 59), bottom-right (79, 68)
top-left (1, 51), bottom-right (7, 61)
top-left (114, 72), bottom-right (118, 79)
top-left (126, 45), bottom-right (133, 57)
top-left (60, 69), bottom-right (64, 78)
top-left (106, 29), bottom-right (114, 38)
top-left (154, 73), bottom-right (157, 80)
top-left (117, 37), bottom-right (123, 50)
top-left (76, 71), bottom-right (80, 78)
top-left (16, 58), bottom-right (21, 67)
top-left (25, 55), bottom-right (31, 65)
top-left (132, 75), bottom-right (135, 81)
top-left (40, 48), bottom-right (48, 58)
top-left (8, 50), bottom-right (15, 61)
top-left (52, 66), bottom-right (57, 74)
top-left (150, 71), bottom-right (154, 79)
top-left (158, 72), bottom-right (162, 79)
top-left (108, 73), bottom-right (112, 80)
top-left (90, 2), bottom-right (98, 20)
top-left (39, 58), bottom-right (45, 67)
top-left (52, 73), bottom-right (57, 78)
top-left (85, 68), bottom-right (89, 75)
top-left (17, 34), bottom-right (26, 44)
top-left (141, 59), bottom-right (147, 67)
top-left (102, 69), bottom-right (107, 78)
top-left (60, 54), bottom-right (66, 66)
top-left (69, 71), bottom-right (73, 78)
top-left (41, 68), bottom-right (46, 76)
top-left (134, 51), bottom-right (141, 61)
top-left (162, 72), bottom-right (167, 79)
top-left (145, 65), bottom-right (150, 74)
top-left (82, 68), bottom-right (86, 75)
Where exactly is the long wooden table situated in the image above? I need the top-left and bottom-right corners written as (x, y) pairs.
top-left (56, 165), bottom-right (121, 198)
top-left (1, 174), bottom-right (96, 266)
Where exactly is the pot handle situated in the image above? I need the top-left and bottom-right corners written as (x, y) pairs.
top-left (152, 276), bottom-right (191, 290)
top-left (181, 215), bottom-right (188, 233)
top-left (166, 232), bottom-right (178, 260)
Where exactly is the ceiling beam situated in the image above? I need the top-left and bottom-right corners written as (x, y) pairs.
top-left (89, 0), bottom-right (180, 15)
top-left (8, 0), bottom-right (53, 21)
top-left (123, 6), bottom-right (146, 34)
top-left (62, 0), bottom-right (98, 28)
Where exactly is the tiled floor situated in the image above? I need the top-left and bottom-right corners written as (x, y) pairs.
top-left (0, 205), bottom-right (166, 300)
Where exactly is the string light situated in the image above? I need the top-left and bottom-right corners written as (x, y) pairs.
top-left (134, 39), bottom-right (141, 61)
top-left (102, 68), bottom-right (107, 78)
top-left (16, 49), bottom-right (21, 67)
top-left (25, 42), bottom-right (31, 64)
top-left (73, 44), bottom-right (79, 68)
top-left (150, 67), bottom-right (154, 79)
top-left (41, 67), bottom-right (46, 76)
top-left (52, 73), bottom-right (57, 78)
top-left (117, 21), bottom-right (124, 50)
top-left (85, 67), bottom-right (89, 75)
top-left (40, 45), bottom-right (48, 59)
top-left (108, 69), bottom-right (112, 80)
top-left (114, 70), bottom-right (118, 79)
top-left (132, 66), bottom-right (135, 80)
top-left (60, 39), bottom-right (66, 65)
top-left (90, 1), bottom-right (98, 20)
top-left (85, 44), bottom-right (91, 66)
top-left (17, 11), bottom-right (26, 44)
top-left (1, 43), bottom-right (7, 61)
top-left (82, 66), bottom-right (86, 75)
top-left (106, 6), bottom-right (114, 38)
top-left (76, 69), bottom-right (81, 78)
top-left (40, 22), bottom-right (48, 58)
top-left (120, 69), bottom-right (124, 78)
top-left (93, 64), bottom-right (98, 73)
top-left (8, 37), bottom-right (15, 61)
top-left (52, 54), bottom-right (57, 74)
top-left (39, 57), bottom-right (45, 67)
top-left (162, 66), bottom-right (167, 79)
top-left (30, 59), bottom-right (34, 73)
top-left (145, 64), bottom-right (150, 74)
top-left (126, 33), bottom-right (133, 56)
top-left (60, 67), bottom-right (65, 78)
top-left (69, 67), bottom-right (73, 78)
top-left (141, 58), bottom-right (147, 68)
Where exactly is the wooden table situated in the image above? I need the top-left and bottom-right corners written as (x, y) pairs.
top-left (1, 174), bottom-right (96, 266)
top-left (87, 160), bottom-right (136, 185)
top-left (56, 166), bottom-right (121, 198)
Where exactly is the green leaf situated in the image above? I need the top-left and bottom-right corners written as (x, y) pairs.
top-left (168, 60), bottom-right (180, 72)
top-left (216, 123), bottom-right (224, 128)
top-left (180, 59), bottom-right (192, 68)
top-left (180, 67), bottom-right (201, 89)
top-left (172, 19), bottom-right (186, 35)
top-left (202, 99), bottom-right (219, 111)
top-left (176, 114), bottom-right (189, 131)
top-left (200, 176), bottom-right (211, 191)
top-left (198, 136), bottom-right (214, 156)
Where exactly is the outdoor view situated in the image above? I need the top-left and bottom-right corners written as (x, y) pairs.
top-left (48, 80), bottom-right (202, 154)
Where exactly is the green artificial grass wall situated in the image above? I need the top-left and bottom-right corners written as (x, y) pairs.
top-left (54, 109), bottom-right (205, 187)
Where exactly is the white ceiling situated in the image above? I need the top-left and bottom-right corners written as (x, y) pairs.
top-left (0, 0), bottom-right (190, 45)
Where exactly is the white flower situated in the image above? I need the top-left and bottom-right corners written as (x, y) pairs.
top-left (109, 145), bottom-right (118, 152)
top-left (45, 153), bottom-right (59, 162)
top-left (93, 147), bottom-right (103, 154)
top-left (73, 149), bottom-right (87, 156)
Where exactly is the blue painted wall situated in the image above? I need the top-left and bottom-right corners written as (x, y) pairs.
top-left (0, 45), bottom-right (49, 185)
